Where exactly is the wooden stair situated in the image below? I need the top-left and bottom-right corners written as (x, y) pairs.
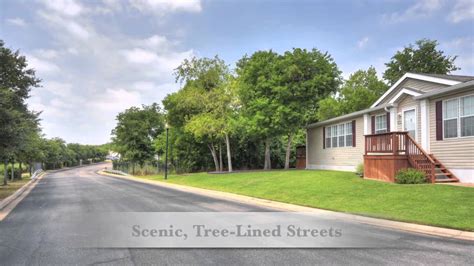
top-left (405, 134), bottom-right (459, 183)
top-left (430, 154), bottom-right (460, 183)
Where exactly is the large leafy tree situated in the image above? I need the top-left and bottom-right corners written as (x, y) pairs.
top-left (111, 103), bottom-right (165, 173)
top-left (383, 39), bottom-right (459, 85)
top-left (236, 50), bottom-right (282, 170)
top-left (278, 48), bottom-right (341, 168)
top-left (167, 56), bottom-right (234, 172)
top-left (317, 67), bottom-right (388, 120)
top-left (0, 40), bottom-right (40, 184)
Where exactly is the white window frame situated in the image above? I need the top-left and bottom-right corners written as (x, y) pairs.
top-left (402, 107), bottom-right (417, 140)
top-left (325, 122), bottom-right (354, 149)
top-left (374, 114), bottom-right (387, 134)
top-left (325, 127), bottom-right (331, 148)
top-left (443, 94), bottom-right (474, 139)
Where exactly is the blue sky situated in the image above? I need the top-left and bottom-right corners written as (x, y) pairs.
top-left (1, 0), bottom-right (473, 144)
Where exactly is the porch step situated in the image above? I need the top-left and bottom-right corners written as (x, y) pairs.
top-left (435, 178), bottom-right (459, 183)
top-left (435, 172), bottom-right (452, 177)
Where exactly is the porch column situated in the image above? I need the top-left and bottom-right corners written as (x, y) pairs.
top-left (420, 99), bottom-right (430, 151)
top-left (363, 114), bottom-right (370, 135)
top-left (390, 105), bottom-right (397, 132)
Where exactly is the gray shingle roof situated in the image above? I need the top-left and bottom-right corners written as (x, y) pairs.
top-left (417, 73), bottom-right (474, 82)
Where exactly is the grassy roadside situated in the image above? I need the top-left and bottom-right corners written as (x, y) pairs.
top-left (140, 170), bottom-right (474, 231)
top-left (0, 178), bottom-right (31, 200)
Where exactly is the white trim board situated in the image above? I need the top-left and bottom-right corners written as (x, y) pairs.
top-left (388, 88), bottom-right (422, 104)
top-left (371, 73), bottom-right (460, 108)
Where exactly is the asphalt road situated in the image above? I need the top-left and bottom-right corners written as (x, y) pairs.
top-left (0, 163), bottom-right (472, 265)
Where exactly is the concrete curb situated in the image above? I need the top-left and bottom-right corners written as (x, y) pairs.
top-left (0, 173), bottom-right (44, 211)
top-left (97, 170), bottom-right (474, 241)
top-left (0, 172), bottom-right (47, 221)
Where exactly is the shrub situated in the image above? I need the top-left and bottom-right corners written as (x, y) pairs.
top-left (395, 168), bottom-right (427, 184)
top-left (356, 163), bottom-right (364, 177)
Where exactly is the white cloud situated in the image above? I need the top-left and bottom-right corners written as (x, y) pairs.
top-left (129, 0), bottom-right (202, 15)
top-left (448, 0), bottom-right (474, 23)
top-left (382, 0), bottom-right (441, 23)
top-left (357, 37), bottom-right (369, 49)
top-left (6, 17), bottom-right (27, 27)
top-left (34, 49), bottom-right (59, 59)
top-left (28, 0), bottom-right (199, 144)
top-left (25, 54), bottom-right (60, 74)
top-left (441, 37), bottom-right (474, 74)
top-left (40, 81), bottom-right (74, 98)
top-left (38, 11), bottom-right (90, 40)
top-left (38, 0), bottom-right (83, 17)
top-left (122, 48), bottom-right (159, 64)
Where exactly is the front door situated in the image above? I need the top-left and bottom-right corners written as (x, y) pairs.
top-left (404, 109), bottom-right (416, 138)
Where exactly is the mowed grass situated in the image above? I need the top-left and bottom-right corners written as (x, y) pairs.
top-left (0, 178), bottom-right (30, 200)
top-left (143, 170), bottom-right (474, 231)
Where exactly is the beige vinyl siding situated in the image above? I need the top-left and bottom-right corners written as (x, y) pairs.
top-left (378, 79), bottom-right (449, 105)
top-left (396, 95), bottom-right (421, 143)
top-left (429, 89), bottom-right (474, 169)
top-left (307, 116), bottom-right (364, 169)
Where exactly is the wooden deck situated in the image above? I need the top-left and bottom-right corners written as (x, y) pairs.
top-left (363, 132), bottom-right (459, 183)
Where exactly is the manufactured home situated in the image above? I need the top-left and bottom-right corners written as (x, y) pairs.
top-left (306, 73), bottom-right (474, 183)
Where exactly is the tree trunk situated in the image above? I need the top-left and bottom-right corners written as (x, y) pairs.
top-left (219, 143), bottom-right (223, 172)
top-left (225, 133), bottom-right (233, 172)
top-left (11, 161), bottom-right (14, 180)
top-left (19, 162), bottom-right (22, 175)
top-left (3, 161), bottom-right (7, 186)
top-left (263, 138), bottom-right (272, 170)
top-left (208, 143), bottom-right (219, 172)
top-left (284, 133), bottom-right (294, 169)
top-left (29, 162), bottom-right (32, 177)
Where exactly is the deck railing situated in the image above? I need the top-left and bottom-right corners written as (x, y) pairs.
top-left (365, 131), bottom-right (436, 182)
top-left (365, 132), bottom-right (407, 155)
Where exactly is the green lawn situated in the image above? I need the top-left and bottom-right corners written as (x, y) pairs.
top-left (0, 178), bottom-right (30, 200)
top-left (142, 170), bottom-right (474, 231)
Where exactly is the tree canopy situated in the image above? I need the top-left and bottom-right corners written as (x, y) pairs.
top-left (383, 39), bottom-right (459, 85)
top-left (317, 67), bottom-right (388, 120)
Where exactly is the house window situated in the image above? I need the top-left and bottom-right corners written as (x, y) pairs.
top-left (444, 95), bottom-right (474, 138)
top-left (461, 95), bottom-right (474, 137)
top-left (444, 98), bottom-right (459, 138)
top-left (325, 122), bottom-right (354, 148)
top-left (325, 127), bottom-right (331, 148)
top-left (345, 122), bottom-right (353, 146)
top-left (375, 114), bottom-right (387, 134)
top-left (338, 124), bottom-right (345, 147)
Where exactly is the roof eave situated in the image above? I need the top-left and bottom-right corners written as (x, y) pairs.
top-left (414, 80), bottom-right (474, 100)
top-left (306, 103), bottom-right (393, 129)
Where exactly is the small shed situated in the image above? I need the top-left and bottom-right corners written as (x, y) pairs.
top-left (296, 145), bottom-right (306, 169)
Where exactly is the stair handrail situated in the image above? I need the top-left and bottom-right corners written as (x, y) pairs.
top-left (405, 133), bottom-right (436, 182)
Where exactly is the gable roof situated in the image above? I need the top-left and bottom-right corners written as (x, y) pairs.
top-left (418, 74), bottom-right (474, 83)
top-left (370, 73), bottom-right (461, 108)
top-left (415, 80), bottom-right (474, 100)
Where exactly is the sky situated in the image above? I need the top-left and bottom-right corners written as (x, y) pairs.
top-left (1, 0), bottom-right (473, 145)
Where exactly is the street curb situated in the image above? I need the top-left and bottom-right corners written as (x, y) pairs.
top-left (97, 171), bottom-right (474, 241)
top-left (0, 172), bottom-right (46, 214)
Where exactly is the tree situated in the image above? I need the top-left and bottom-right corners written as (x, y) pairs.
top-left (383, 39), bottom-right (459, 85)
top-left (111, 104), bottom-right (165, 173)
top-left (278, 48), bottom-right (341, 168)
top-left (236, 50), bottom-right (282, 170)
top-left (0, 40), bottom-right (40, 184)
top-left (168, 56), bottom-right (234, 172)
top-left (317, 67), bottom-right (388, 120)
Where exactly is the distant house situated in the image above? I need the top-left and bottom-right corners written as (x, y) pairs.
top-left (306, 73), bottom-right (474, 183)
